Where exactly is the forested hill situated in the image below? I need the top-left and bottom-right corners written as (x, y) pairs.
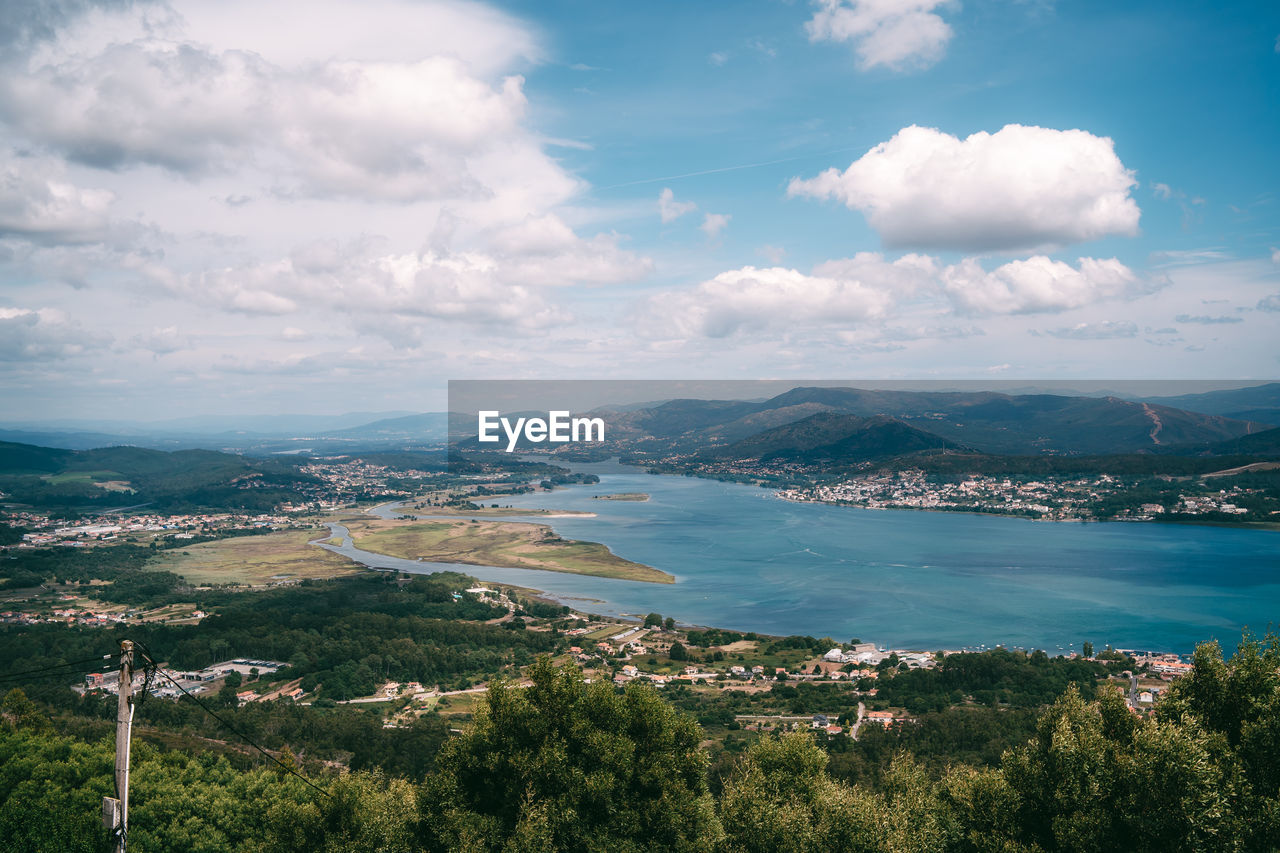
top-left (703, 412), bottom-right (972, 463)
top-left (0, 440), bottom-right (317, 511)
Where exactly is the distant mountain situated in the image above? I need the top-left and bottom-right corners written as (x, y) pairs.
top-left (321, 413), bottom-right (449, 442)
top-left (0, 441), bottom-right (75, 474)
top-left (0, 429), bottom-right (139, 452)
top-left (605, 386), bottom-right (1262, 456)
top-left (0, 440), bottom-right (317, 510)
top-left (1173, 426), bottom-right (1280, 458)
top-left (705, 412), bottom-right (969, 463)
top-left (0, 411), bottom-right (446, 453)
top-left (1141, 383), bottom-right (1280, 425)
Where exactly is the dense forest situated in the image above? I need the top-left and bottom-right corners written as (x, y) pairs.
top-left (2, 634), bottom-right (1278, 852)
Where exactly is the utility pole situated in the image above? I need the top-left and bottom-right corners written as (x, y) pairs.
top-left (103, 639), bottom-right (133, 852)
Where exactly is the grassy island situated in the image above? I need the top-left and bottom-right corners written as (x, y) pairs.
top-left (592, 492), bottom-right (650, 501)
top-left (344, 517), bottom-right (672, 584)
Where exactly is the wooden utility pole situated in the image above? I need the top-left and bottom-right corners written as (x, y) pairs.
top-left (104, 639), bottom-right (133, 852)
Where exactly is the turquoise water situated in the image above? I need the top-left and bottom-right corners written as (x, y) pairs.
top-left (324, 460), bottom-right (1280, 653)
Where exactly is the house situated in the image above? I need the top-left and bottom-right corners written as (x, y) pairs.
top-left (825, 724), bottom-right (843, 735)
top-left (811, 714), bottom-right (829, 729)
top-left (823, 648), bottom-right (845, 662)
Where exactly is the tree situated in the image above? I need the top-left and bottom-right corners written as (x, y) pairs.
top-left (664, 617), bottom-right (676, 630)
top-left (719, 732), bottom-right (951, 853)
top-left (957, 684), bottom-right (1248, 852)
top-left (669, 642), bottom-right (688, 662)
top-left (1082, 641), bottom-right (1094, 658)
top-left (419, 657), bottom-right (722, 852)
top-left (644, 612), bottom-right (664, 628)
top-left (0, 688), bottom-right (50, 733)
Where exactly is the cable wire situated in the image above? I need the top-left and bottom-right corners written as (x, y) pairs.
top-left (0, 653), bottom-right (117, 685)
top-left (135, 647), bottom-right (331, 798)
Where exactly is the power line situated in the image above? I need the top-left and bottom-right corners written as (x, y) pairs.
top-left (135, 647), bottom-right (331, 799)
top-left (0, 653), bottom-right (117, 685)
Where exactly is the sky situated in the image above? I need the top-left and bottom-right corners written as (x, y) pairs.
top-left (1, 0), bottom-right (1278, 421)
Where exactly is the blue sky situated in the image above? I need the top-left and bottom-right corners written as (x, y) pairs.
top-left (0, 0), bottom-right (1277, 420)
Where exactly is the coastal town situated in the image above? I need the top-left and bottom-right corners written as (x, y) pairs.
top-left (778, 468), bottom-right (1260, 521)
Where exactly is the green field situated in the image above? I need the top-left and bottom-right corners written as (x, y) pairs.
top-left (347, 518), bottom-right (673, 584)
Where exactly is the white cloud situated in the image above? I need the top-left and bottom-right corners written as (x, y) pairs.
top-left (789, 124), bottom-right (1141, 251)
top-left (1271, 246), bottom-right (1280, 264)
top-left (1258, 294), bottom-right (1280, 312)
top-left (0, 306), bottom-right (107, 360)
top-left (701, 212), bottom-right (731, 238)
top-left (658, 188), bottom-right (697, 223)
top-left (141, 221), bottom-right (645, 342)
top-left (1, 44), bottom-right (546, 205)
top-left (642, 265), bottom-right (894, 338)
top-left (941, 256), bottom-right (1140, 315)
top-left (813, 251), bottom-right (939, 297)
top-left (639, 250), bottom-right (1151, 342)
top-left (0, 151), bottom-right (114, 244)
top-left (805, 0), bottom-right (955, 71)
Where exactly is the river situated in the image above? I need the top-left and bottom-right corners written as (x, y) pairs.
top-left (314, 459), bottom-right (1280, 653)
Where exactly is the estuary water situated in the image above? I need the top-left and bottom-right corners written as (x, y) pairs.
top-left (317, 460), bottom-right (1280, 653)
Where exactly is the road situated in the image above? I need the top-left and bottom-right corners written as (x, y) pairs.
top-left (850, 702), bottom-right (867, 740)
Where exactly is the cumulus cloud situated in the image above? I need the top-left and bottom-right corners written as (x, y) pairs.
top-left (639, 253), bottom-right (937, 339)
top-left (0, 44), bottom-right (550, 204)
top-left (0, 306), bottom-right (107, 360)
top-left (639, 249), bottom-right (1152, 341)
top-left (643, 265), bottom-right (893, 338)
top-left (789, 124), bottom-right (1141, 251)
top-left (0, 152), bottom-right (114, 244)
top-left (1258, 295), bottom-right (1280, 312)
top-left (700, 213), bottom-right (731, 238)
top-left (140, 222), bottom-right (645, 342)
top-left (658, 188), bottom-right (697, 223)
top-left (941, 256), bottom-right (1140, 315)
top-left (146, 249), bottom-right (563, 328)
top-left (805, 0), bottom-right (955, 71)
top-left (813, 251), bottom-right (939, 296)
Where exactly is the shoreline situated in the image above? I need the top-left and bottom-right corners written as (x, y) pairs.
top-left (773, 491), bottom-right (1280, 530)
